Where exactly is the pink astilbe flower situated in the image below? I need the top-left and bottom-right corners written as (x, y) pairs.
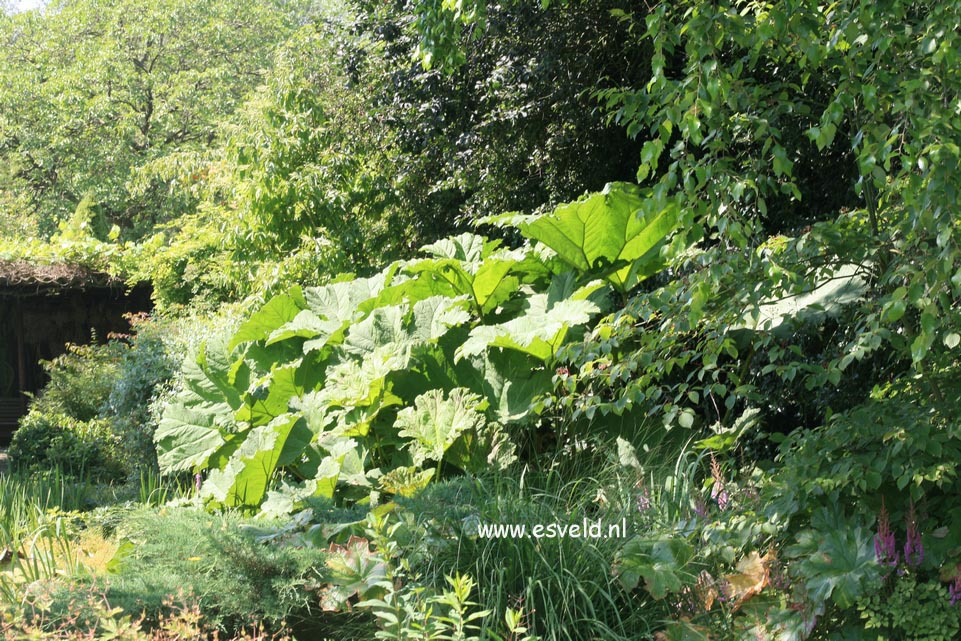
top-left (874, 499), bottom-right (899, 567)
top-left (903, 500), bottom-right (924, 568)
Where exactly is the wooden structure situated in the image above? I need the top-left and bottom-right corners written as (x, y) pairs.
top-left (0, 260), bottom-right (151, 443)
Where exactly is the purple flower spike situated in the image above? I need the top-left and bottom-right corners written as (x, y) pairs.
top-left (904, 500), bottom-right (924, 568)
top-left (874, 500), bottom-right (899, 567)
top-left (950, 576), bottom-right (961, 606)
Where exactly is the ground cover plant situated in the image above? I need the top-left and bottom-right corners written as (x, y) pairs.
top-left (3, 0), bottom-right (961, 638)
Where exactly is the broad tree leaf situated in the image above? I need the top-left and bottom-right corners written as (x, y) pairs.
top-left (396, 388), bottom-right (486, 468)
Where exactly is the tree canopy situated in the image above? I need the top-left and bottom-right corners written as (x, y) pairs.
top-left (0, 0), bottom-right (310, 238)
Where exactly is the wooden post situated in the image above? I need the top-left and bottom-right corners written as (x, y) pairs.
top-left (15, 297), bottom-right (26, 413)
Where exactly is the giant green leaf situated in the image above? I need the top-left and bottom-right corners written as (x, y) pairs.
top-left (410, 295), bottom-right (472, 341)
top-left (342, 305), bottom-right (410, 356)
top-left (236, 362), bottom-right (304, 425)
top-left (266, 310), bottom-right (343, 346)
top-left (420, 232), bottom-right (493, 263)
top-left (403, 241), bottom-right (528, 317)
top-left (155, 403), bottom-right (228, 472)
top-left (156, 337), bottom-right (245, 473)
top-left (319, 346), bottom-right (410, 409)
top-left (456, 290), bottom-right (600, 363)
top-left (182, 337), bottom-right (245, 415)
top-left (305, 273), bottom-right (388, 325)
top-left (201, 413), bottom-right (303, 508)
top-left (452, 348), bottom-right (552, 424)
top-left (229, 286), bottom-right (307, 349)
top-left (489, 182), bottom-right (681, 292)
top-left (396, 388), bottom-right (487, 468)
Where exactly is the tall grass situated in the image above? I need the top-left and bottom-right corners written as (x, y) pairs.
top-left (395, 437), bottom-right (704, 641)
top-left (0, 467), bottom-right (90, 551)
top-left (0, 469), bottom-right (93, 607)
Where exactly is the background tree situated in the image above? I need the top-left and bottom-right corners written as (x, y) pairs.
top-left (347, 0), bottom-right (649, 239)
top-left (0, 0), bottom-right (311, 239)
top-left (142, 15), bottom-right (412, 307)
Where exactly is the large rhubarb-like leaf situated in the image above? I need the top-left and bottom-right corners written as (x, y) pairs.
top-left (156, 337), bottom-right (245, 472)
top-left (490, 182), bottom-right (681, 292)
top-left (456, 283), bottom-right (600, 363)
top-left (201, 413), bottom-right (304, 507)
top-left (396, 388), bottom-right (487, 468)
top-left (155, 403), bottom-right (228, 472)
top-left (410, 295), bottom-right (472, 341)
top-left (230, 287), bottom-right (306, 349)
top-left (420, 232), bottom-right (492, 263)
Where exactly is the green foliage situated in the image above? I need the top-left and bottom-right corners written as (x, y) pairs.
top-left (105, 316), bottom-right (180, 472)
top-left (387, 451), bottom-right (657, 641)
top-left (348, 0), bottom-right (648, 238)
top-left (0, 0), bottom-right (309, 238)
top-left (19, 316), bottom-right (189, 480)
top-left (0, 469), bottom-right (91, 551)
top-left (91, 507), bottom-right (331, 633)
top-left (2, 592), bottom-right (295, 641)
top-left (614, 536), bottom-right (694, 599)
top-left (858, 576), bottom-right (961, 641)
top-left (9, 411), bottom-right (125, 484)
top-left (487, 182), bottom-right (684, 295)
top-left (30, 343), bottom-right (124, 422)
top-left (155, 183), bottom-right (683, 512)
top-left (144, 16), bottom-right (412, 307)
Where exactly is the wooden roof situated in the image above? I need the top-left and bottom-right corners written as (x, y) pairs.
top-left (0, 259), bottom-right (119, 291)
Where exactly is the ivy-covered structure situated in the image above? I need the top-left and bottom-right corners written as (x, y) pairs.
top-left (0, 260), bottom-right (150, 443)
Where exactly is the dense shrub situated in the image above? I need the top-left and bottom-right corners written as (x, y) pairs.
top-left (8, 411), bottom-right (125, 484)
top-left (30, 342), bottom-right (123, 422)
top-left (105, 314), bottom-right (180, 472)
top-left (94, 507), bottom-right (340, 635)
